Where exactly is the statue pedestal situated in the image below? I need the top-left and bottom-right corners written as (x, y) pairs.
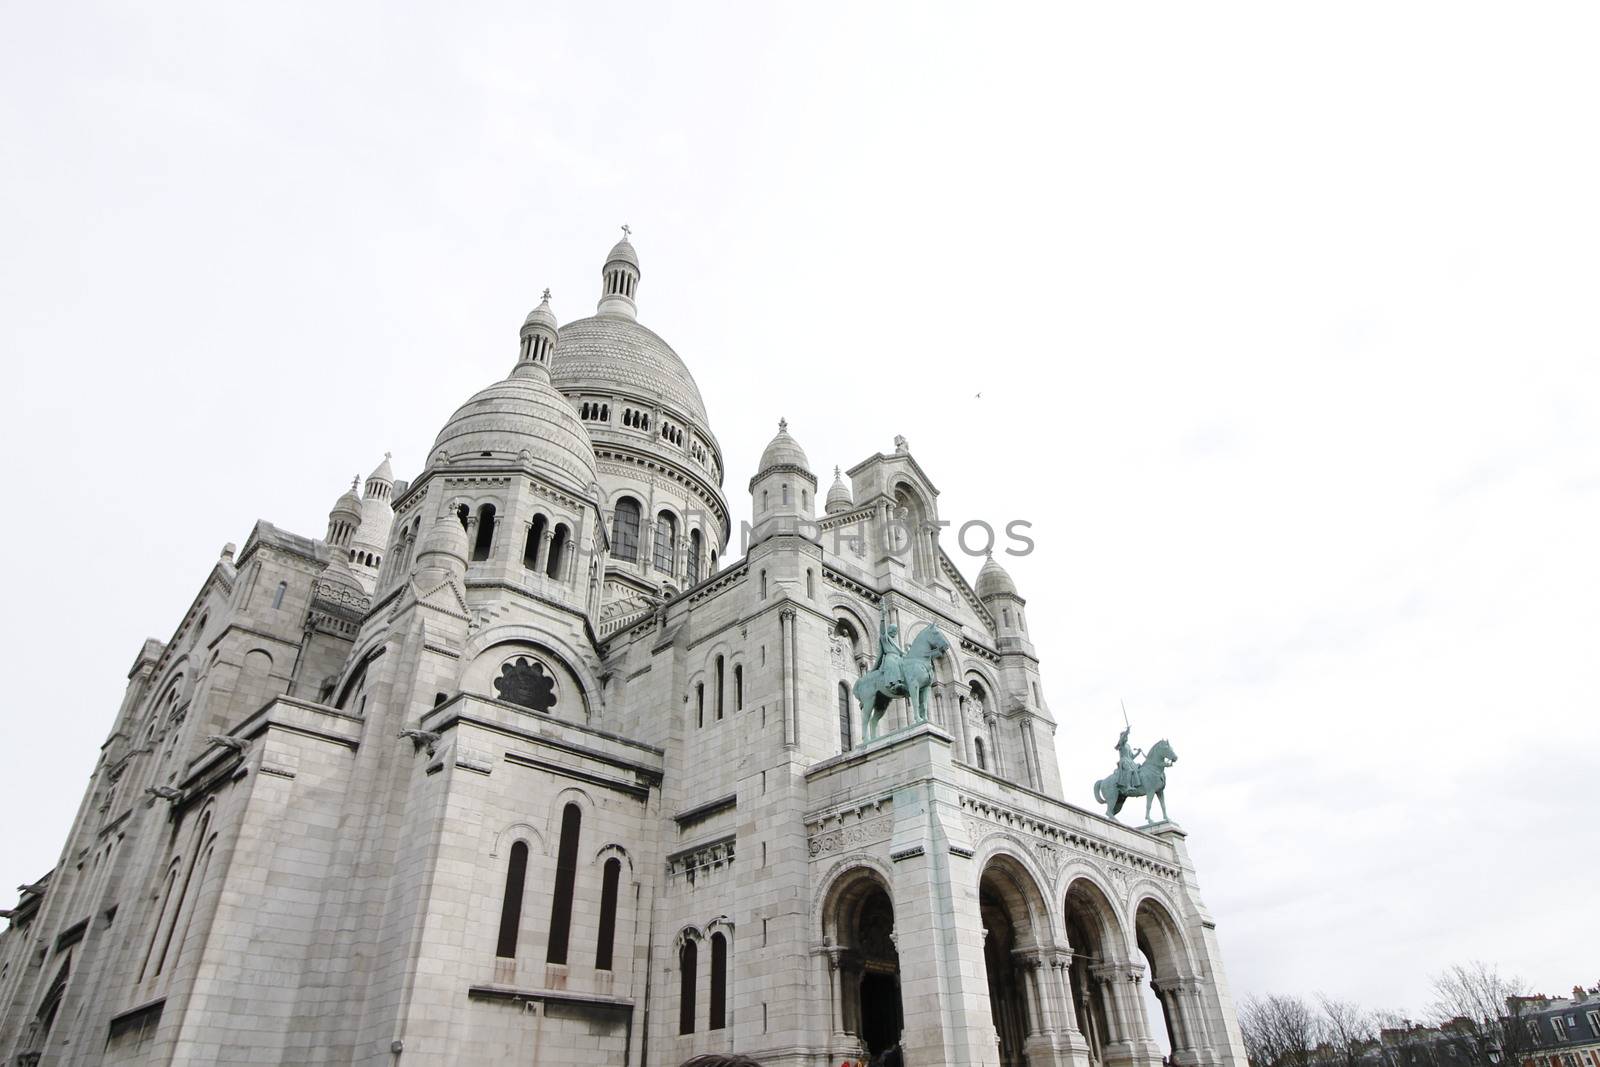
top-left (1143, 819), bottom-right (1184, 835)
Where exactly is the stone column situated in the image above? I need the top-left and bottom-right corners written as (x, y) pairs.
top-left (779, 609), bottom-right (797, 749)
top-left (534, 528), bottom-right (552, 574)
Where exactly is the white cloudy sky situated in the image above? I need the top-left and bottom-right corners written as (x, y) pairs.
top-left (2, 1), bottom-right (1596, 1017)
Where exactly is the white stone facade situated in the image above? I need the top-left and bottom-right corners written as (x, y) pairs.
top-left (0, 236), bottom-right (1249, 1067)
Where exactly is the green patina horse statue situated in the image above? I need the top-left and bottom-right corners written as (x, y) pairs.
top-left (853, 624), bottom-right (950, 742)
top-left (1093, 738), bottom-right (1178, 823)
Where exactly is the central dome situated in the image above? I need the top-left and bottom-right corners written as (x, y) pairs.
top-left (549, 315), bottom-right (709, 426)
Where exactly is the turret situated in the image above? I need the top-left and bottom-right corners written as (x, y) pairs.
top-left (825, 466), bottom-right (854, 515)
top-left (349, 453), bottom-right (397, 592)
top-left (413, 500), bottom-right (470, 588)
top-left (325, 477), bottom-right (362, 549)
top-left (975, 553), bottom-right (1030, 648)
top-left (748, 419), bottom-right (818, 545)
top-left (596, 227), bottom-right (640, 319)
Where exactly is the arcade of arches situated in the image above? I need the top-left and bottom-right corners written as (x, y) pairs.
top-left (821, 860), bottom-right (1221, 1067)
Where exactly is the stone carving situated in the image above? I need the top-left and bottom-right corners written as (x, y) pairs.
top-left (854, 605), bottom-right (949, 740)
top-left (493, 657), bottom-right (557, 713)
top-left (807, 815), bottom-right (893, 857)
top-left (1093, 729), bottom-right (1179, 823)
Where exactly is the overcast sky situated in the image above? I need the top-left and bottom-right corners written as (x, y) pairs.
top-left (3, 1), bottom-right (1596, 1018)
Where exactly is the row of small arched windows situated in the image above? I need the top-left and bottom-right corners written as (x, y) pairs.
top-left (349, 548), bottom-right (380, 568)
top-left (496, 805), bottom-right (622, 970)
top-left (694, 655), bottom-right (743, 728)
top-left (622, 408), bottom-right (651, 431)
top-left (611, 498), bottom-right (711, 584)
top-left (579, 402), bottom-right (610, 422)
top-left (660, 421), bottom-right (684, 446)
top-left (454, 503), bottom-right (572, 580)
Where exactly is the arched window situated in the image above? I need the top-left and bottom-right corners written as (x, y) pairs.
top-left (679, 938), bottom-right (697, 1034)
top-left (759, 571), bottom-right (767, 599)
top-left (975, 737), bottom-right (987, 771)
top-left (496, 841), bottom-right (528, 958)
top-left (524, 515), bottom-right (547, 569)
top-left (271, 581), bottom-right (287, 609)
top-left (807, 568), bottom-right (815, 598)
top-left (547, 524), bottom-right (569, 580)
top-left (715, 656), bottom-right (725, 720)
top-left (782, 483), bottom-right (791, 505)
top-left (696, 683), bottom-right (705, 728)
top-left (546, 804), bottom-right (581, 964)
top-left (734, 665), bottom-right (743, 710)
top-left (612, 498), bottom-right (641, 562)
top-left (596, 857), bottom-right (621, 970)
top-left (839, 682), bottom-right (853, 752)
top-left (710, 931), bottom-right (728, 1030)
top-left (687, 529), bottom-right (703, 584)
top-left (472, 504), bottom-right (496, 562)
top-left (653, 511), bottom-right (677, 574)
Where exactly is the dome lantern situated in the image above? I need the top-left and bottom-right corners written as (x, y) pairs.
top-left (325, 476), bottom-right (363, 549)
top-left (517, 289), bottom-right (559, 375)
top-left (597, 225), bottom-right (641, 319)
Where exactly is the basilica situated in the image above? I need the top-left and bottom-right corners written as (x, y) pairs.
top-left (0, 235), bottom-right (1250, 1067)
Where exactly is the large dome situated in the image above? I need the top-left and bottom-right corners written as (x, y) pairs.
top-left (431, 365), bottom-right (598, 494)
top-left (550, 315), bottom-right (709, 427)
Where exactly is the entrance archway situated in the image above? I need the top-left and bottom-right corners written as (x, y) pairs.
top-left (979, 856), bottom-right (1052, 1066)
top-left (1136, 897), bottom-right (1208, 1065)
top-left (1064, 878), bottom-right (1125, 1065)
top-left (821, 868), bottom-right (904, 1058)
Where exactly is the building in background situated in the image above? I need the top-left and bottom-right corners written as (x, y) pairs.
top-left (0, 235), bottom-right (1250, 1067)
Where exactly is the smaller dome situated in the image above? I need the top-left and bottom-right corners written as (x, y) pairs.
top-left (975, 554), bottom-right (1018, 600)
top-left (367, 452), bottom-right (393, 487)
top-left (825, 466), bottom-right (853, 514)
top-left (605, 235), bottom-right (639, 270)
top-left (431, 373), bottom-right (597, 494)
top-left (757, 418), bottom-right (810, 475)
top-left (523, 289), bottom-right (557, 333)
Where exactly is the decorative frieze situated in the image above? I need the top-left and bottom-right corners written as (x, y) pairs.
top-left (960, 795), bottom-right (1182, 883)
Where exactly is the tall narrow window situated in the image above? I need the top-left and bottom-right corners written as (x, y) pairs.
top-left (679, 939), bottom-right (697, 1035)
top-left (472, 504), bottom-right (496, 562)
top-left (546, 804), bottom-right (581, 964)
top-left (975, 737), bottom-right (987, 770)
top-left (807, 569), bottom-right (815, 598)
top-left (497, 841), bottom-right (528, 958)
top-left (759, 571), bottom-right (767, 599)
top-left (612, 498), bottom-right (641, 562)
top-left (524, 515), bottom-right (547, 569)
top-left (696, 683), bottom-right (705, 728)
top-left (546, 524), bottom-right (568, 580)
top-left (653, 511), bottom-right (677, 573)
top-left (710, 932), bottom-right (728, 1030)
top-left (715, 656), bottom-right (725, 720)
top-left (595, 858), bottom-right (621, 970)
top-left (734, 665), bottom-right (743, 710)
top-left (687, 529), bottom-right (703, 584)
top-left (782, 483), bottom-right (791, 505)
top-left (839, 682), bottom-right (853, 752)
top-left (271, 581), bottom-right (287, 609)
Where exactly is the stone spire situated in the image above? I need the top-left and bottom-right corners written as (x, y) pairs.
top-left (597, 226), bottom-right (640, 319)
